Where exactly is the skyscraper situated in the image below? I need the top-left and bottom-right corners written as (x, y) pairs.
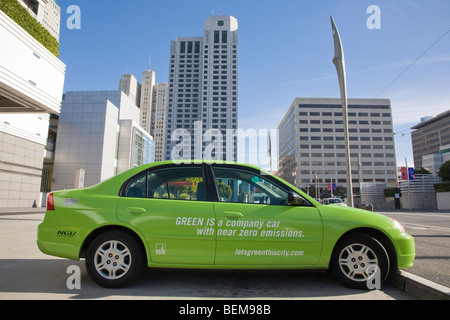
top-left (165, 15), bottom-right (238, 161)
top-left (152, 82), bottom-right (169, 162)
top-left (119, 73), bottom-right (141, 107)
top-left (139, 69), bottom-right (156, 133)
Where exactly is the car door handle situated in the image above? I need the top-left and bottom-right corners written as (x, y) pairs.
top-left (224, 212), bottom-right (243, 219)
top-left (127, 207), bottom-right (146, 214)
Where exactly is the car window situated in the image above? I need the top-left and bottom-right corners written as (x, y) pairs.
top-left (124, 173), bottom-right (147, 198)
top-left (212, 167), bottom-right (289, 205)
top-left (148, 167), bottom-right (205, 201)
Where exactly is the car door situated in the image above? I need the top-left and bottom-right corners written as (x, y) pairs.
top-left (116, 164), bottom-right (216, 265)
top-left (211, 165), bottom-right (323, 266)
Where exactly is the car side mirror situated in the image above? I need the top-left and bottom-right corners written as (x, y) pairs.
top-left (288, 192), bottom-right (304, 206)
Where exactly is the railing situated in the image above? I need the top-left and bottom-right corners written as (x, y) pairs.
top-left (360, 182), bottom-right (387, 196)
top-left (400, 174), bottom-right (442, 193)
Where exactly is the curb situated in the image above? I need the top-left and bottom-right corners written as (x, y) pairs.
top-left (0, 208), bottom-right (46, 215)
top-left (388, 270), bottom-right (450, 300)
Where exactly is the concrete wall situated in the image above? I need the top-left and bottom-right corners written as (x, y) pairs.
top-left (437, 192), bottom-right (450, 210)
top-left (0, 132), bottom-right (45, 207)
top-left (402, 192), bottom-right (438, 210)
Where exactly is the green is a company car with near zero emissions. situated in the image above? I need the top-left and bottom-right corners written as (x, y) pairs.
top-left (37, 161), bottom-right (415, 289)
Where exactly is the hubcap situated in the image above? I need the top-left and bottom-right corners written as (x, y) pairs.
top-left (338, 243), bottom-right (378, 282)
top-left (94, 240), bottom-right (132, 280)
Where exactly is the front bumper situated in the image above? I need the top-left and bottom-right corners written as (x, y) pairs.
top-left (394, 232), bottom-right (415, 269)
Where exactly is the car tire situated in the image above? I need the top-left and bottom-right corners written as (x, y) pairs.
top-left (85, 230), bottom-right (144, 288)
top-left (330, 232), bottom-right (390, 290)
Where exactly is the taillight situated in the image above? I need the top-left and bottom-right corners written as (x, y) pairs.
top-left (47, 192), bottom-right (55, 211)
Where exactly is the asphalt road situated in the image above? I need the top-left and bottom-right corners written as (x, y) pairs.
top-left (384, 210), bottom-right (450, 288)
top-left (0, 213), bottom-right (415, 300)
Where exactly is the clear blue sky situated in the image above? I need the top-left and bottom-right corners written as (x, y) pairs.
top-left (58, 0), bottom-right (450, 167)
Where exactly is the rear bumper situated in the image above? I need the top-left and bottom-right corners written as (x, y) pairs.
top-left (37, 212), bottom-right (81, 260)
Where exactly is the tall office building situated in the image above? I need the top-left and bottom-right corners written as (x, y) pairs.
top-left (18, 0), bottom-right (61, 41)
top-left (152, 82), bottom-right (169, 162)
top-left (411, 109), bottom-right (450, 169)
top-left (120, 70), bottom-right (168, 162)
top-left (165, 15), bottom-right (238, 161)
top-left (119, 73), bottom-right (141, 107)
top-left (139, 69), bottom-right (156, 134)
top-left (278, 98), bottom-right (398, 190)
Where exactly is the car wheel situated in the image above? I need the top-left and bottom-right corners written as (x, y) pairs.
top-left (330, 232), bottom-right (390, 290)
top-left (85, 230), bottom-right (144, 288)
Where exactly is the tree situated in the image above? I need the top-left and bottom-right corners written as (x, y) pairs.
top-left (217, 182), bottom-right (232, 201)
top-left (415, 167), bottom-right (431, 175)
top-left (438, 160), bottom-right (450, 182)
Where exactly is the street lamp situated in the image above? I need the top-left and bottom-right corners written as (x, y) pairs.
top-left (330, 16), bottom-right (354, 207)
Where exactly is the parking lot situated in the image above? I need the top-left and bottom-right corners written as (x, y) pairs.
top-left (0, 212), bottom-right (417, 300)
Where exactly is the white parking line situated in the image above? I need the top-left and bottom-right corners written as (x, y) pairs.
top-left (404, 223), bottom-right (450, 233)
top-left (387, 212), bottom-right (450, 219)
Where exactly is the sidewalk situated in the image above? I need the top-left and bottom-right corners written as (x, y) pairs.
top-left (0, 207), bottom-right (449, 300)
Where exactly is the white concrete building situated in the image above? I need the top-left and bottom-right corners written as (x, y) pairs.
top-left (421, 144), bottom-right (450, 175)
top-left (165, 15), bottom-right (238, 161)
top-left (117, 119), bottom-right (155, 174)
top-left (52, 91), bottom-right (154, 191)
top-left (0, 9), bottom-right (65, 207)
top-left (0, 10), bottom-right (65, 114)
top-left (278, 98), bottom-right (398, 191)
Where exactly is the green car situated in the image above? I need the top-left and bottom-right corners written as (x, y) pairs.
top-left (37, 161), bottom-right (415, 289)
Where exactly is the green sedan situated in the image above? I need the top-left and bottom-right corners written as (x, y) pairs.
top-left (37, 161), bottom-right (415, 289)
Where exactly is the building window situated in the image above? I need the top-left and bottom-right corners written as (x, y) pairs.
top-left (222, 31), bottom-right (227, 43)
top-left (214, 31), bottom-right (220, 43)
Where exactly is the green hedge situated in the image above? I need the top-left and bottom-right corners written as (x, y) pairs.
top-left (0, 0), bottom-right (59, 57)
top-left (435, 183), bottom-right (450, 193)
top-left (384, 187), bottom-right (401, 197)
